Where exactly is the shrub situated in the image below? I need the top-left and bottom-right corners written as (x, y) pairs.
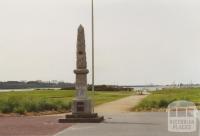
top-left (24, 100), bottom-right (39, 112)
top-left (14, 107), bottom-right (26, 114)
top-left (1, 104), bottom-right (13, 113)
top-left (158, 99), bottom-right (169, 108)
top-left (0, 97), bottom-right (20, 113)
top-left (0, 96), bottom-right (71, 114)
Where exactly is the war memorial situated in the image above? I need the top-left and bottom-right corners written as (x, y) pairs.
top-left (59, 25), bottom-right (104, 123)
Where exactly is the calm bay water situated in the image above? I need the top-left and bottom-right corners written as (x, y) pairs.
top-left (0, 88), bottom-right (60, 92)
top-left (132, 86), bottom-right (164, 91)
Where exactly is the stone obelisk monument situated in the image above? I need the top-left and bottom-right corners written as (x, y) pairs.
top-left (59, 25), bottom-right (104, 123)
top-left (72, 25), bottom-right (92, 114)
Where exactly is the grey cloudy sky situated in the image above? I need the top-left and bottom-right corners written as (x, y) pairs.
top-left (0, 0), bottom-right (200, 85)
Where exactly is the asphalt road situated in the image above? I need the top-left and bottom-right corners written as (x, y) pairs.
top-left (55, 112), bottom-right (198, 136)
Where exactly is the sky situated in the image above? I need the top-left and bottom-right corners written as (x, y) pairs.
top-left (0, 0), bottom-right (200, 85)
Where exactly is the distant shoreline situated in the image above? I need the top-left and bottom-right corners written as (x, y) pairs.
top-left (0, 88), bottom-right (61, 92)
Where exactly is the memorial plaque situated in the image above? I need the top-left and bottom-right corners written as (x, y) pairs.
top-left (77, 102), bottom-right (84, 112)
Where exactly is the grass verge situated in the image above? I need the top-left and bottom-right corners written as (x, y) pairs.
top-left (133, 88), bottom-right (200, 111)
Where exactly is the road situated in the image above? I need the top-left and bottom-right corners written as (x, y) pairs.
top-left (55, 112), bottom-right (198, 136)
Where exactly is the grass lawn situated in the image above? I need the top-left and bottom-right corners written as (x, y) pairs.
top-left (0, 90), bottom-right (132, 114)
top-left (133, 88), bottom-right (200, 111)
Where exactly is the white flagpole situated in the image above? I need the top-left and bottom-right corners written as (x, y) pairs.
top-left (91, 0), bottom-right (95, 94)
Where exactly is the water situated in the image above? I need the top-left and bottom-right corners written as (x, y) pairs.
top-left (0, 88), bottom-right (60, 92)
top-left (132, 86), bottom-right (164, 91)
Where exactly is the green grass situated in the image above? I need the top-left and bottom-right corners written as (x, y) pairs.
top-left (90, 91), bottom-right (132, 105)
top-left (0, 90), bottom-right (132, 114)
top-left (133, 88), bottom-right (200, 111)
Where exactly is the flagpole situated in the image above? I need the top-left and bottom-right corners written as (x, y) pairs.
top-left (91, 0), bottom-right (95, 94)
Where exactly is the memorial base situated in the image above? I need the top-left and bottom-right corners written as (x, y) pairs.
top-left (59, 113), bottom-right (104, 123)
top-left (59, 98), bottom-right (104, 123)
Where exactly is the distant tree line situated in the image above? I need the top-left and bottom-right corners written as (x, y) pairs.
top-left (0, 81), bottom-right (133, 91)
top-left (0, 81), bottom-right (74, 89)
top-left (61, 85), bottom-right (133, 91)
top-left (88, 85), bottom-right (132, 91)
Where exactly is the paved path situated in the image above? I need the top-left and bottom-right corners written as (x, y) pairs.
top-left (94, 94), bottom-right (147, 114)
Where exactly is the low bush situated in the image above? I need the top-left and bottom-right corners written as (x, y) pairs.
top-left (0, 97), bottom-right (71, 114)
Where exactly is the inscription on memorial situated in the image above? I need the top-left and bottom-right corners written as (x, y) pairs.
top-left (77, 102), bottom-right (84, 112)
